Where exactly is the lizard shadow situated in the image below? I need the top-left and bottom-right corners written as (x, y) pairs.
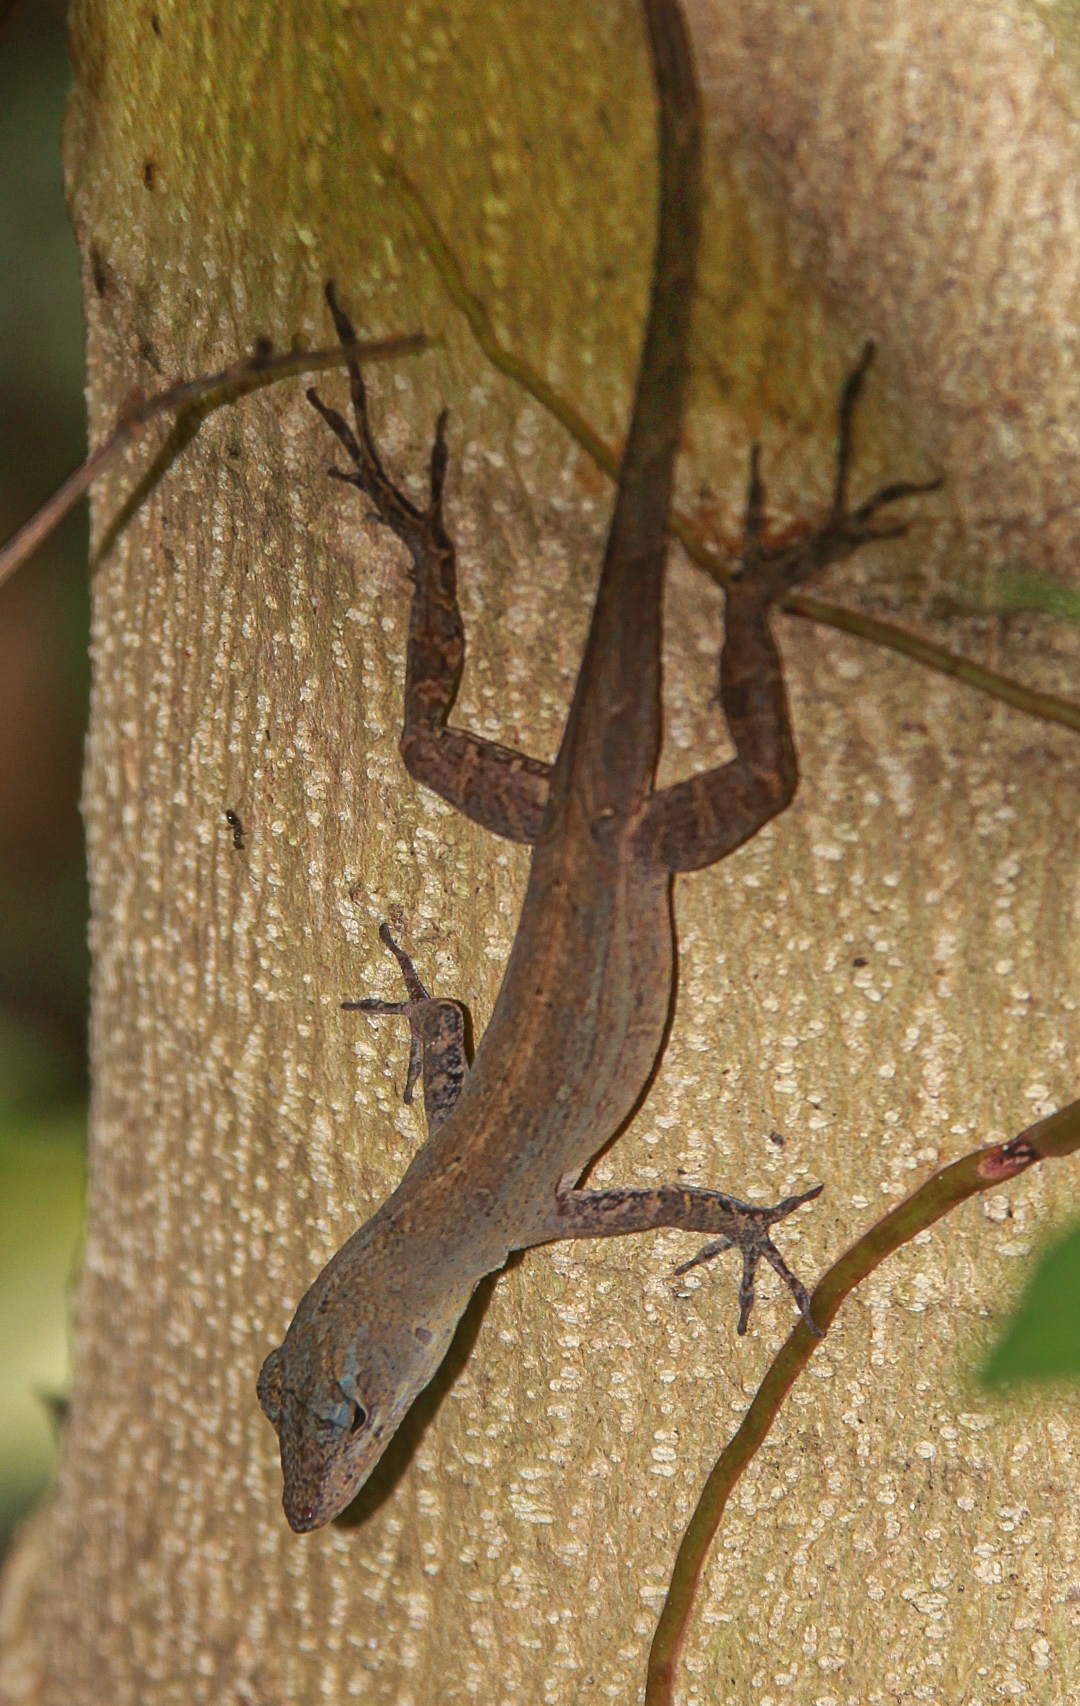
top-left (335, 902), bottom-right (678, 1533)
top-left (333, 1257), bottom-right (519, 1529)
top-left (335, 992), bottom-right (491, 1529)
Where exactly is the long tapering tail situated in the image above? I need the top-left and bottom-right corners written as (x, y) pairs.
top-left (550, 0), bottom-right (703, 823)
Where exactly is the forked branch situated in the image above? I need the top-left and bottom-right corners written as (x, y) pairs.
top-left (0, 328), bottom-right (430, 591)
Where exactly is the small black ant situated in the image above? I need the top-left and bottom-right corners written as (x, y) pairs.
top-left (224, 809), bottom-right (244, 850)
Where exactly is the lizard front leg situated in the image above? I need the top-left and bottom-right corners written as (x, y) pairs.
top-left (342, 923), bottom-right (468, 1135)
top-left (309, 283), bottom-right (551, 846)
top-left (541, 1177), bottom-right (824, 1336)
top-left (637, 344), bottom-right (941, 873)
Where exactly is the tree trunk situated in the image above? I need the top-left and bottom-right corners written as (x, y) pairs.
top-left (3, 0), bottom-right (1080, 1700)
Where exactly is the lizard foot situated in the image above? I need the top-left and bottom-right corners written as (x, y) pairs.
top-left (674, 1182), bottom-right (825, 1338)
top-left (341, 923), bottom-right (432, 1105)
top-left (307, 281), bottom-right (449, 560)
top-left (735, 341), bottom-right (942, 603)
top-left (342, 925), bottom-right (469, 1128)
top-left (548, 1177), bottom-right (823, 1336)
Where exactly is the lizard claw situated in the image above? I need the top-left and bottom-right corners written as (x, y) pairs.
top-left (341, 925), bottom-right (432, 1105)
top-left (341, 926), bottom-right (470, 1124)
top-left (675, 1182), bottom-right (824, 1337)
top-left (734, 342), bottom-right (941, 601)
top-left (308, 281), bottom-right (444, 558)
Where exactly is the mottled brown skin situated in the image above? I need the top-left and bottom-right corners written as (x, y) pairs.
top-left (257, 0), bottom-right (935, 1532)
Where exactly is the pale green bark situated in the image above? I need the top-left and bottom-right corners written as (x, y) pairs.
top-left (2, 0), bottom-right (1080, 1700)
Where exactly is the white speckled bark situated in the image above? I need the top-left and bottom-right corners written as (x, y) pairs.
top-left (2, 0), bottom-right (1080, 1702)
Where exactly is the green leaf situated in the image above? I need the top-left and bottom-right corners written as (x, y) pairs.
top-left (0, 1109), bottom-right (85, 1547)
top-left (982, 1222), bottom-right (1080, 1385)
top-left (995, 568), bottom-right (1080, 626)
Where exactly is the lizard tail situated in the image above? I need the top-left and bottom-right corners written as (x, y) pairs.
top-left (550, 0), bottom-right (703, 820)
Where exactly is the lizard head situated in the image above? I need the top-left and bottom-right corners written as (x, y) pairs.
top-left (257, 1303), bottom-right (460, 1533)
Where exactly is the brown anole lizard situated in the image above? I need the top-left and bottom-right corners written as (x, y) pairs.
top-left (257, 0), bottom-right (935, 1532)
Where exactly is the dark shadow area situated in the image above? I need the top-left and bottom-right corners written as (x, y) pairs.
top-left (333, 1255), bottom-right (523, 1529)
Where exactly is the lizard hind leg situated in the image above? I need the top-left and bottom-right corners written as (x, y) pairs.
top-left (341, 924), bottom-right (469, 1132)
top-left (308, 281), bottom-right (553, 847)
top-left (637, 343), bottom-right (943, 875)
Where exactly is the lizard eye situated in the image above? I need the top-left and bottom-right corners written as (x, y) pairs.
top-left (348, 1400), bottom-right (368, 1434)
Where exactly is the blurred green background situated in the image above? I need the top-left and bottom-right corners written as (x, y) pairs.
top-left (0, 0), bottom-right (89, 1561)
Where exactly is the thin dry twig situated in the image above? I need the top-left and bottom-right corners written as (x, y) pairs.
top-left (643, 1097), bottom-right (1080, 1705)
top-left (7, 159), bottom-right (1077, 740)
top-left (0, 330), bottom-right (430, 592)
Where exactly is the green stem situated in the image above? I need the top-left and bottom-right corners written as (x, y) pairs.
top-left (372, 148), bottom-right (620, 480)
top-left (785, 594), bottom-right (1080, 734)
top-left (378, 153), bottom-right (1080, 738)
top-left (643, 1098), bottom-right (1080, 1706)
